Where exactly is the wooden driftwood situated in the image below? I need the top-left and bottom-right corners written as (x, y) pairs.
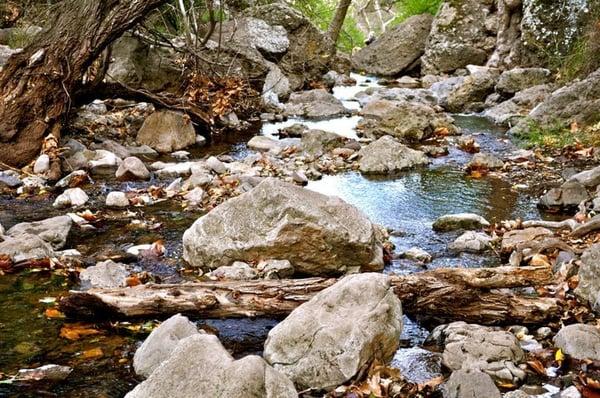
top-left (59, 266), bottom-right (560, 326)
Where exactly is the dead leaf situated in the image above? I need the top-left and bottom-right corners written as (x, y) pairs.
top-left (60, 324), bottom-right (101, 340)
top-left (44, 308), bottom-right (65, 319)
top-left (81, 347), bottom-right (103, 359)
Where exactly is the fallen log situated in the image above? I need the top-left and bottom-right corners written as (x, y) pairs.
top-left (59, 266), bottom-right (560, 326)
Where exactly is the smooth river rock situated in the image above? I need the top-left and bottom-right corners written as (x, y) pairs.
top-left (554, 324), bottom-right (600, 361)
top-left (263, 273), bottom-right (402, 391)
top-left (358, 135), bottom-right (429, 174)
top-left (183, 178), bottom-right (384, 276)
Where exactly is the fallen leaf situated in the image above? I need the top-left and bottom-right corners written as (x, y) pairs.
top-left (44, 308), bottom-right (65, 319)
top-left (60, 324), bottom-right (101, 340)
top-left (556, 348), bottom-right (565, 363)
top-left (126, 275), bottom-right (141, 287)
top-left (81, 347), bottom-right (103, 359)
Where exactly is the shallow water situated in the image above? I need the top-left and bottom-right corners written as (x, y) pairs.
top-left (0, 75), bottom-right (544, 396)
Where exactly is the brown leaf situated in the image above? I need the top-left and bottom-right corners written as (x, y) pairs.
top-left (60, 324), bottom-right (101, 340)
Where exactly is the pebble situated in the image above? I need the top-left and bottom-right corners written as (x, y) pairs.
top-left (53, 188), bottom-right (89, 208)
top-left (106, 191), bottom-right (129, 207)
top-left (0, 170), bottom-right (22, 187)
top-left (33, 154), bottom-right (50, 174)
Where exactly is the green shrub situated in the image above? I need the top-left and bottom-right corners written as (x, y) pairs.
top-left (389, 0), bottom-right (443, 27)
top-left (515, 119), bottom-right (600, 149)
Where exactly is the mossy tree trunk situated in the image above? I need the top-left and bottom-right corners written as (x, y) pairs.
top-left (0, 0), bottom-right (169, 167)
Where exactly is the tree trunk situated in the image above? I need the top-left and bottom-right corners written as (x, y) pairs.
top-left (0, 0), bottom-right (169, 167)
top-left (327, 0), bottom-right (353, 46)
top-left (59, 266), bottom-right (560, 326)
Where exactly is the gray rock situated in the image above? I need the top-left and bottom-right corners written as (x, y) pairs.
top-left (446, 69), bottom-right (499, 113)
top-left (263, 64), bottom-right (291, 102)
top-left (400, 247), bottom-right (432, 263)
top-left (501, 227), bottom-right (553, 254)
top-left (391, 347), bottom-right (442, 384)
top-left (248, 136), bottom-right (289, 152)
top-left (133, 314), bottom-right (201, 378)
top-left (33, 154), bottom-right (50, 175)
top-left (433, 213), bottom-right (490, 232)
top-left (208, 261), bottom-right (258, 280)
top-left (17, 364), bottom-right (73, 382)
top-left (466, 153), bottom-right (504, 171)
top-left (352, 14), bottom-right (433, 77)
top-left (554, 324), bottom-right (600, 361)
top-left (560, 386), bottom-right (582, 398)
top-left (79, 260), bottom-right (129, 289)
top-left (116, 157), bottom-right (151, 181)
top-left (106, 191), bottom-right (129, 208)
top-left (358, 99), bottom-right (457, 142)
top-left (301, 129), bottom-right (346, 157)
top-left (53, 188), bottom-right (89, 208)
top-left (496, 68), bottom-right (551, 95)
top-left (55, 170), bottom-right (89, 189)
top-left (0, 234), bottom-right (54, 262)
top-left (437, 322), bottom-right (525, 383)
top-left (446, 368), bottom-right (501, 398)
top-left (568, 165), bottom-right (600, 188)
top-left (183, 187), bottom-right (205, 206)
top-left (539, 181), bottom-right (590, 211)
top-left (0, 170), bottom-right (22, 187)
top-left (183, 178), bottom-right (384, 275)
top-left (576, 244), bottom-right (600, 314)
top-left (430, 76), bottom-right (465, 107)
top-left (92, 139), bottom-right (131, 159)
top-left (449, 231), bottom-right (493, 253)
top-left (126, 334), bottom-right (297, 398)
top-left (421, 0), bottom-right (496, 75)
top-left (7, 215), bottom-right (72, 250)
top-left (284, 89), bottom-right (347, 119)
top-left (358, 135), bottom-right (429, 174)
top-left (0, 44), bottom-right (19, 67)
top-left (127, 145), bottom-right (159, 158)
top-left (205, 156), bottom-right (227, 174)
top-left (257, 259), bottom-right (295, 279)
top-left (484, 84), bottom-right (553, 126)
top-left (264, 273), bottom-right (402, 391)
top-left (137, 111), bottom-right (196, 153)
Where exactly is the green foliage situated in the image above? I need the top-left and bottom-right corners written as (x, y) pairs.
top-left (389, 0), bottom-right (442, 27)
top-left (6, 28), bottom-right (34, 49)
top-left (289, 0), bottom-right (364, 52)
top-left (515, 119), bottom-right (600, 149)
top-left (557, 16), bottom-right (600, 82)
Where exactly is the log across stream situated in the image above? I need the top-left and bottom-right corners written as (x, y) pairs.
top-left (60, 266), bottom-right (559, 325)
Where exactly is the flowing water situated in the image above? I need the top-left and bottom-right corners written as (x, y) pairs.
top-left (0, 73), bottom-right (543, 396)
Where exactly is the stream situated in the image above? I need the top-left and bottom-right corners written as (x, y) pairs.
top-left (0, 73), bottom-right (544, 397)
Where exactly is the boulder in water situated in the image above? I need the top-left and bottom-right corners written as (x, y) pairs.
top-left (136, 111), bottom-right (196, 153)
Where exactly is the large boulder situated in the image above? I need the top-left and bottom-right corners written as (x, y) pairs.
top-left (106, 35), bottom-right (181, 92)
top-left (576, 244), bottom-right (600, 314)
top-left (352, 14), bottom-right (433, 76)
top-left (136, 111), bottom-right (197, 153)
top-left (484, 84), bottom-right (553, 126)
top-left (283, 89), bottom-right (347, 119)
top-left (126, 334), bottom-right (297, 398)
top-left (358, 135), bottom-right (429, 174)
top-left (496, 67), bottom-right (552, 95)
top-left (133, 314), bottom-right (201, 378)
top-left (217, 17), bottom-right (289, 56)
top-left (446, 68), bottom-right (499, 112)
top-left (0, 233), bottom-right (54, 262)
top-left (538, 180), bottom-right (590, 212)
top-left (182, 178), bottom-right (384, 275)
top-left (301, 129), bottom-right (346, 157)
top-left (514, 68), bottom-right (600, 133)
top-left (263, 273), bottom-right (403, 391)
top-left (245, 3), bottom-right (335, 90)
top-left (357, 99), bottom-right (457, 142)
top-left (6, 215), bottom-right (72, 250)
top-left (501, 227), bottom-right (553, 254)
top-left (421, 0), bottom-right (497, 75)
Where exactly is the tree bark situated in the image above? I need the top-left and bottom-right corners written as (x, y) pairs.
top-left (327, 0), bottom-right (353, 47)
top-left (0, 0), bottom-right (169, 167)
top-left (59, 266), bottom-right (560, 326)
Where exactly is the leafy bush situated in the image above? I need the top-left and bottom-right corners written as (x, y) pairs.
top-left (515, 119), bottom-right (600, 149)
top-left (389, 0), bottom-right (443, 26)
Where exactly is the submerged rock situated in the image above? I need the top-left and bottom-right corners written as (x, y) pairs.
top-left (79, 260), bottom-right (129, 289)
top-left (133, 314), bottom-right (201, 378)
top-left (432, 213), bottom-right (490, 232)
top-left (17, 364), bottom-right (73, 382)
top-left (263, 273), bottom-right (402, 391)
top-left (136, 111), bottom-right (196, 153)
top-left (449, 231), bottom-right (493, 253)
top-left (7, 215), bottom-right (72, 250)
top-left (391, 347), bottom-right (442, 384)
top-left (126, 334), bottom-right (297, 398)
top-left (554, 324), bottom-right (600, 361)
top-left (352, 14), bottom-right (433, 76)
top-left (183, 178), bottom-right (384, 276)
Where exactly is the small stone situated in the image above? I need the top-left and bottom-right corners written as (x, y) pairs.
top-left (432, 213), bottom-right (490, 232)
top-left (196, 135), bottom-right (207, 146)
top-left (166, 178), bottom-right (183, 196)
top-left (33, 154), bottom-right (50, 174)
top-left (206, 156), bottom-right (227, 174)
top-left (292, 171), bottom-right (308, 185)
top-left (560, 386), bottom-right (582, 398)
top-left (257, 259), bottom-right (295, 279)
top-left (446, 368), bottom-right (501, 398)
top-left (208, 262), bottom-right (258, 280)
top-left (106, 191), bottom-right (129, 207)
top-left (55, 170), bottom-right (89, 188)
top-left (183, 187), bottom-right (205, 206)
top-left (53, 188), bottom-right (89, 208)
top-left (171, 151), bottom-right (190, 161)
top-left (0, 170), bottom-right (22, 187)
top-left (115, 157), bottom-right (151, 181)
top-left (466, 152), bottom-right (504, 171)
top-left (536, 327), bottom-right (552, 339)
top-left (17, 364), bottom-right (72, 382)
top-left (449, 231), bottom-right (493, 253)
top-left (400, 247), bottom-right (432, 263)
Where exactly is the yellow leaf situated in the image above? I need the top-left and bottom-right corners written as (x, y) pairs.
top-left (555, 348), bottom-right (565, 363)
top-left (44, 308), bottom-right (65, 319)
top-left (81, 347), bottom-right (103, 359)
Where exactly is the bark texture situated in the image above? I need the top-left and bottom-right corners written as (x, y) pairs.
top-left (327, 0), bottom-right (353, 47)
top-left (0, 0), bottom-right (168, 167)
top-left (59, 266), bottom-right (560, 326)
